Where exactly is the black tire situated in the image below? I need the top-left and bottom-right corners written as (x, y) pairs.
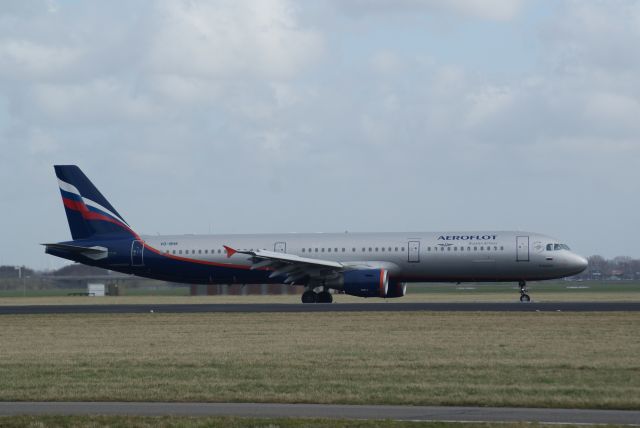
top-left (520, 294), bottom-right (531, 303)
top-left (317, 291), bottom-right (333, 304)
top-left (301, 290), bottom-right (318, 304)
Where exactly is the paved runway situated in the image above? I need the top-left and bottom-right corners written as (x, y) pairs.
top-left (0, 301), bottom-right (639, 315)
top-left (1, 402), bottom-right (639, 424)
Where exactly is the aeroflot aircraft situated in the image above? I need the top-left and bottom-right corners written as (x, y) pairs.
top-left (45, 166), bottom-right (588, 303)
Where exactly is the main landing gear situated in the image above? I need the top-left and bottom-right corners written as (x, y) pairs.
top-left (519, 280), bottom-right (531, 303)
top-left (301, 289), bottom-right (333, 304)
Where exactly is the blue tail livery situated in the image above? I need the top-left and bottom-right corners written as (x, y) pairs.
top-left (44, 165), bottom-right (588, 303)
top-left (54, 165), bottom-right (135, 240)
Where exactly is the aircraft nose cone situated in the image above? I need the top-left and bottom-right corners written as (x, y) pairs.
top-left (571, 254), bottom-right (588, 273)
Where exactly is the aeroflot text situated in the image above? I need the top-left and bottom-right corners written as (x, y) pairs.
top-left (438, 235), bottom-right (498, 241)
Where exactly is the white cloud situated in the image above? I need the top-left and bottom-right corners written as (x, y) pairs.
top-left (146, 0), bottom-right (324, 79)
top-left (583, 91), bottom-right (640, 136)
top-left (335, 0), bottom-right (525, 21)
top-left (31, 79), bottom-right (160, 124)
top-left (446, 0), bottom-right (525, 21)
top-left (464, 85), bottom-right (515, 129)
top-left (26, 127), bottom-right (58, 155)
top-left (544, 0), bottom-right (640, 74)
top-left (0, 39), bottom-right (80, 79)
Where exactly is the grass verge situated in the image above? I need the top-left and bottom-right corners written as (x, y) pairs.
top-left (0, 312), bottom-right (638, 409)
top-left (1, 280), bottom-right (640, 305)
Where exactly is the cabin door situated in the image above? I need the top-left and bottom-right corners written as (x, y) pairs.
top-left (516, 236), bottom-right (530, 262)
top-left (408, 241), bottom-right (420, 263)
top-left (131, 240), bottom-right (145, 266)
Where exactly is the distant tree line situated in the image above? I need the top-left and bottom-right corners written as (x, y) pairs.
top-left (574, 256), bottom-right (640, 280)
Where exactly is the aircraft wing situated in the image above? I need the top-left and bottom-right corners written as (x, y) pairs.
top-left (224, 245), bottom-right (343, 284)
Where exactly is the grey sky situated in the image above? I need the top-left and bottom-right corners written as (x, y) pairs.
top-left (1, 0), bottom-right (639, 269)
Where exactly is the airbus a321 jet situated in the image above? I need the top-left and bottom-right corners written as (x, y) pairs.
top-left (44, 166), bottom-right (588, 303)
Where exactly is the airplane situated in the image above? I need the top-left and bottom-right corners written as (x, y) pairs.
top-left (44, 165), bottom-right (588, 303)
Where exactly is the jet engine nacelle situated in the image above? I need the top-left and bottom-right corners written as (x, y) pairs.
top-left (341, 269), bottom-right (389, 298)
top-left (385, 281), bottom-right (407, 298)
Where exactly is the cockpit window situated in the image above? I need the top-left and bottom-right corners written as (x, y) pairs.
top-left (549, 243), bottom-right (571, 251)
top-left (546, 244), bottom-right (553, 251)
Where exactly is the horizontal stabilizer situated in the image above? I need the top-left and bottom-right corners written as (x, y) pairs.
top-left (42, 243), bottom-right (108, 260)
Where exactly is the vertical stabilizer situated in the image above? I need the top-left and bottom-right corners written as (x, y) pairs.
top-left (54, 165), bottom-right (135, 240)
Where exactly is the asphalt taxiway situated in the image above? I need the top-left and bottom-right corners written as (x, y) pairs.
top-left (0, 301), bottom-right (639, 314)
top-left (1, 402), bottom-right (639, 424)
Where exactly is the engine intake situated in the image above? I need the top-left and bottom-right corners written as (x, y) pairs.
top-left (385, 281), bottom-right (407, 298)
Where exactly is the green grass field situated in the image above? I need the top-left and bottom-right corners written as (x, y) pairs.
top-left (0, 311), bottom-right (638, 409)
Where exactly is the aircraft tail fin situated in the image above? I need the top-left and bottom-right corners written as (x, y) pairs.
top-left (54, 165), bottom-right (136, 240)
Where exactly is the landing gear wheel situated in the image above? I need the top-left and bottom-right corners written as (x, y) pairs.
top-left (301, 290), bottom-right (318, 304)
top-left (317, 291), bottom-right (333, 304)
top-left (518, 280), bottom-right (531, 303)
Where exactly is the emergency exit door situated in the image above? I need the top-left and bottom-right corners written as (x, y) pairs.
top-left (516, 236), bottom-right (529, 262)
top-left (274, 242), bottom-right (286, 253)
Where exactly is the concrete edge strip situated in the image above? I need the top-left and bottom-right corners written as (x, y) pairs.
top-left (0, 403), bottom-right (639, 425)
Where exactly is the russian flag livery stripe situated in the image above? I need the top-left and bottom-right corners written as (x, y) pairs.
top-left (58, 178), bottom-right (128, 226)
top-left (54, 165), bottom-right (136, 240)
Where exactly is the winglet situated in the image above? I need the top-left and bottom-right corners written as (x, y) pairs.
top-left (223, 245), bottom-right (237, 258)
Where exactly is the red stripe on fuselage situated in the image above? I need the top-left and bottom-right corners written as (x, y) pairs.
top-left (143, 244), bottom-right (254, 270)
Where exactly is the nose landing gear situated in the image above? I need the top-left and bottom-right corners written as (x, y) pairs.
top-left (519, 280), bottom-right (531, 302)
